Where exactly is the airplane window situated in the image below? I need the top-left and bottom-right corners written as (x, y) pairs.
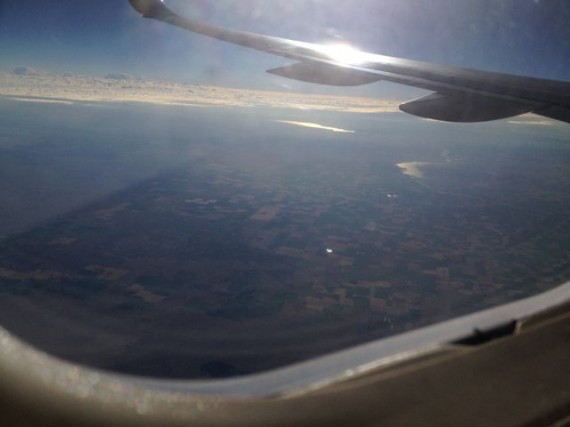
top-left (0, 0), bottom-right (568, 381)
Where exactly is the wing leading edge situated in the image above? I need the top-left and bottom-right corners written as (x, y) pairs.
top-left (129, 0), bottom-right (570, 123)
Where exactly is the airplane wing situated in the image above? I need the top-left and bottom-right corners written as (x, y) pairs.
top-left (129, 0), bottom-right (570, 124)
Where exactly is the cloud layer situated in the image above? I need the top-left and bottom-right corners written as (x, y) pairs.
top-left (11, 66), bottom-right (45, 76)
top-left (0, 71), bottom-right (400, 113)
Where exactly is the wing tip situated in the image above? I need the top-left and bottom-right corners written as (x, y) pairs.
top-left (128, 0), bottom-right (166, 17)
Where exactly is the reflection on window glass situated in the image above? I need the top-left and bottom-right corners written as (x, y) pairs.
top-left (0, 0), bottom-right (568, 379)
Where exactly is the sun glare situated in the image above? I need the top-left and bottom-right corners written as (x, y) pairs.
top-left (317, 43), bottom-right (372, 66)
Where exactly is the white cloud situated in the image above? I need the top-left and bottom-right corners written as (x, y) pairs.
top-left (0, 72), bottom-right (400, 114)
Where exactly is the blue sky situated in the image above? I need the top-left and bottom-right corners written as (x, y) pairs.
top-left (1, 0), bottom-right (569, 95)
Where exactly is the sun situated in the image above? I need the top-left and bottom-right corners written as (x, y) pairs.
top-left (317, 43), bottom-right (372, 66)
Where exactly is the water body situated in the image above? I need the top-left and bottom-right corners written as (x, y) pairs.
top-left (396, 161), bottom-right (430, 178)
top-left (0, 98), bottom-right (569, 379)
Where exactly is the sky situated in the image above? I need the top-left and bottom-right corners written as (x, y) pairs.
top-left (1, 0), bottom-right (569, 96)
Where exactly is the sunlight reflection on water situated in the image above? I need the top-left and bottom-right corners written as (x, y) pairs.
top-left (276, 120), bottom-right (355, 133)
